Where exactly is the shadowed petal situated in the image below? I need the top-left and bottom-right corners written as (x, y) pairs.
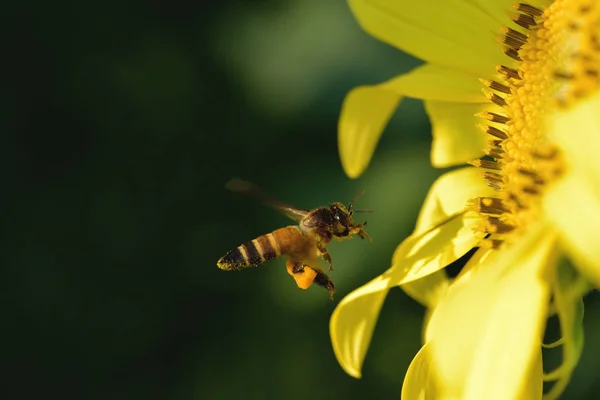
top-left (383, 64), bottom-right (487, 103)
top-left (401, 269), bottom-right (449, 308)
top-left (545, 92), bottom-right (600, 287)
top-left (425, 101), bottom-right (493, 168)
top-left (545, 173), bottom-right (600, 287)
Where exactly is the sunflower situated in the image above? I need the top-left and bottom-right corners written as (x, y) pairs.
top-left (330, 0), bottom-right (599, 398)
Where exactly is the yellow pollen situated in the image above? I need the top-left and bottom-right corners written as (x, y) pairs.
top-left (470, 0), bottom-right (600, 245)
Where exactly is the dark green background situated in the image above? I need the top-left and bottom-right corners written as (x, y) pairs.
top-left (4, 1), bottom-right (600, 399)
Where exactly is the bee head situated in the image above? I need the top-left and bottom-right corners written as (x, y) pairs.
top-left (329, 202), bottom-right (353, 236)
top-left (328, 192), bottom-right (372, 241)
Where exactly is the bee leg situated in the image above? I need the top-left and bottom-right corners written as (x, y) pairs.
top-left (285, 259), bottom-right (335, 299)
top-left (313, 270), bottom-right (335, 300)
top-left (317, 244), bottom-right (333, 271)
top-left (289, 260), bottom-right (305, 274)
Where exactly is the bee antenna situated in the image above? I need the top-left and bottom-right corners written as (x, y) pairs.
top-left (348, 190), bottom-right (365, 211)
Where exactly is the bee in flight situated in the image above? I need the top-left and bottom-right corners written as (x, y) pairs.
top-left (217, 179), bottom-right (372, 299)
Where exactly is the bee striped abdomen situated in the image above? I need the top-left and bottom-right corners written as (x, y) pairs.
top-left (217, 232), bottom-right (281, 271)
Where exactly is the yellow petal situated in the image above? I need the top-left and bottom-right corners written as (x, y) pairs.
top-left (521, 351), bottom-right (544, 400)
top-left (545, 91), bottom-right (600, 287)
top-left (424, 224), bottom-right (554, 399)
top-left (329, 168), bottom-right (492, 379)
top-left (401, 343), bottom-right (442, 399)
top-left (527, 0), bottom-right (555, 8)
top-left (467, 0), bottom-right (518, 27)
top-left (348, 0), bottom-right (508, 76)
top-left (414, 167), bottom-right (496, 234)
top-left (329, 274), bottom-right (390, 378)
top-left (382, 64), bottom-right (486, 103)
top-left (391, 211), bottom-right (485, 287)
top-left (402, 348), bottom-right (544, 400)
top-left (390, 167), bottom-right (497, 287)
top-left (339, 64), bottom-right (489, 178)
top-left (338, 85), bottom-right (402, 178)
top-left (425, 101), bottom-right (492, 168)
top-left (466, 0), bottom-right (552, 27)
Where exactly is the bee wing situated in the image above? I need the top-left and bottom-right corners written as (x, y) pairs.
top-left (225, 179), bottom-right (309, 222)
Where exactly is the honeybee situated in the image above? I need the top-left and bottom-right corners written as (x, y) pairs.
top-left (217, 179), bottom-right (372, 299)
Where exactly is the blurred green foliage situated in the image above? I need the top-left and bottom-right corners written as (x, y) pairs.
top-left (3, 0), bottom-right (600, 399)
